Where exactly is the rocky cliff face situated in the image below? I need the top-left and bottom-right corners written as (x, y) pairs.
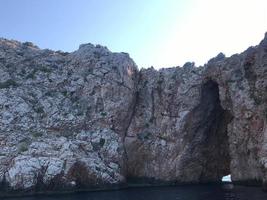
top-left (0, 40), bottom-right (138, 192)
top-left (0, 34), bottom-right (266, 194)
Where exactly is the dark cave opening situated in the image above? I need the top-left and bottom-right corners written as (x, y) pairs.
top-left (184, 80), bottom-right (233, 183)
top-left (198, 80), bottom-right (233, 182)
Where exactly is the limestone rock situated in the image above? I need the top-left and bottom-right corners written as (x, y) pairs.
top-left (0, 38), bottom-right (138, 191)
top-left (0, 33), bottom-right (266, 194)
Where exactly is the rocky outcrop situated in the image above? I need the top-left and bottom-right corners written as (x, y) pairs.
top-left (125, 67), bottom-right (232, 183)
top-left (0, 33), bottom-right (266, 194)
top-left (0, 40), bottom-right (138, 192)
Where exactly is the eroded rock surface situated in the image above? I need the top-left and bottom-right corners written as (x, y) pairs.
top-left (0, 39), bottom-right (138, 191)
top-left (125, 64), bottom-right (233, 183)
top-left (0, 34), bottom-right (266, 194)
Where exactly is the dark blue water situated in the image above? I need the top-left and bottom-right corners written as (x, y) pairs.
top-left (3, 184), bottom-right (267, 200)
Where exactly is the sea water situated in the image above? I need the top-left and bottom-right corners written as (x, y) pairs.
top-left (3, 184), bottom-right (267, 200)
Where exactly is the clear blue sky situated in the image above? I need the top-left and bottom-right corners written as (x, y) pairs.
top-left (0, 0), bottom-right (266, 68)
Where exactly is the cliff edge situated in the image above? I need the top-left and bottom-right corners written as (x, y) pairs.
top-left (0, 34), bottom-right (266, 194)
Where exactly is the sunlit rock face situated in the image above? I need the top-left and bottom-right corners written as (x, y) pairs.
top-left (0, 33), bottom-right (266, 193)
top-left (0, 39), bottom-right (138, 191)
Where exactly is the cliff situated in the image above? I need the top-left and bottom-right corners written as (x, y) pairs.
top-left (0, 34), bottom-right (266, 194)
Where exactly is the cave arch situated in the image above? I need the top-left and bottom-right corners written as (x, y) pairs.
top-left (183, 80), bottom-right (233, 183)
top-left (198, 80), bottom-right (233, 182)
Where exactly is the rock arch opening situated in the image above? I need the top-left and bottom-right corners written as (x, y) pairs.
top-left (198, 80), bottom-right (233, 182)
top-left (183, 80), bottom-right (233, 183)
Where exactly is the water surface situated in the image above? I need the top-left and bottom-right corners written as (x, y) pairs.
top-left (4, 184), bottom-right (267, 200)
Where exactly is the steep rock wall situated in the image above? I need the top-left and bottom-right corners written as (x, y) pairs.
top-left (0, 40), bottom-right (138, 191)
top-left (0, 34), bottom-right (266, 194)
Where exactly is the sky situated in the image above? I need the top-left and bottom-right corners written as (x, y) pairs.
top-left (0, 0), bottom-right (266, 69)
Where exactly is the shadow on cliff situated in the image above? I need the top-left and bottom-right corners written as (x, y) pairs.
top-left (182, 80), bottom-right (233, 183)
